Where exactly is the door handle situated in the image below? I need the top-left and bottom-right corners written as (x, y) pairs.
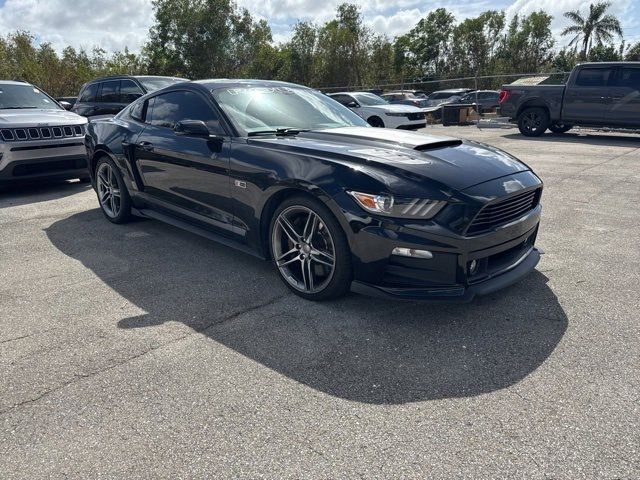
top-left (137, 141), bottom-right (154, 152)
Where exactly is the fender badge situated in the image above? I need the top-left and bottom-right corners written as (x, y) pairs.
top-left (234, 180), bottom-right (247, 189)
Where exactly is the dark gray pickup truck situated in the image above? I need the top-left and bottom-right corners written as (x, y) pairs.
top-left (499, 62), bottom-right (640, 136)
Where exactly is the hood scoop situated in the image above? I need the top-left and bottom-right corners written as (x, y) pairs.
top-left (413, 139), bottom-right (462, 151)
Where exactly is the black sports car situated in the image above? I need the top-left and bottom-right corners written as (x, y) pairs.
top-left (85, 79), bottom-right (543, 301)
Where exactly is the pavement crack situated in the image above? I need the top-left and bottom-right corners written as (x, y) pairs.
top-left (0, 294), bottom-right (289, 416)
top-left (0, 327), bottom-right (57, 345)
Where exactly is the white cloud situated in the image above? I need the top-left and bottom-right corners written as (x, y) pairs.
top-left (0, 0), bottom-right (154, 53)
top-left (0, 0), bottom-right (637, 53)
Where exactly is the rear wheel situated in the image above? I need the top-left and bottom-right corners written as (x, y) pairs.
top-left (517, 107), bottom-right (550, 137)
top-left (270, 195), bottom-right (352, 301)
top-left (95, 157), bottom-right (132, 224)
top-left (548, 123), bottom-right (572, 134)
top-left (368, 116), bottom-right (385, 128)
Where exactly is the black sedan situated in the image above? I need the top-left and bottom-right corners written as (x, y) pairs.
top-left (86, 79), bottom-right (543, 301)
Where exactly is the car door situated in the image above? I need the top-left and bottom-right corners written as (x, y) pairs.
top-left (133, 89), bottom-right (234, 233)
top-left (562, 66), bottom-right (613, 125)
top-left (98, 80), bottom-right (125, 116)
top-left (606, 66), bottom-right (640, 127)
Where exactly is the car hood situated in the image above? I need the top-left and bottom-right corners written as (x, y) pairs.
top-left (0, 108), bottom-right (87, 126)
top-left (249, 126), bottom-right (529, 191)
top-left (364, 104), bottom-right (423, 113)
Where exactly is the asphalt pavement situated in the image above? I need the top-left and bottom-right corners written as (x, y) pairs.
top-left (1, 126), bottom-right (638, 479)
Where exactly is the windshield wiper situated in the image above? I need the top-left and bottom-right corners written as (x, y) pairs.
top-left (248, 128), bottom-right (310, 137)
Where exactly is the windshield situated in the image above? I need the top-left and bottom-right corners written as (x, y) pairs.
top-left (0, 84), bottom-right (61, 110)
top-left (212, 86), bottom-right (369, 135)
top-left (352, 93), bottom-right (388, 106)
top-left (137, 77), bottom-right (188, 92)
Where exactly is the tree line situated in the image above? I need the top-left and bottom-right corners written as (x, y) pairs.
top-left (1, 0), bottom-right (638, 97)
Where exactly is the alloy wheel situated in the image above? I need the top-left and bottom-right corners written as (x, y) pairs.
top-left (522, 112), bottom-right (542, 134)
top-left (272, 205), bottom-right (336, 294)
top-left (96, 162), bottom-right (121, 218)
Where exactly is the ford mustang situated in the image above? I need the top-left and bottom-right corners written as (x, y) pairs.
top-left (85, 79), bottom-right (543, 301)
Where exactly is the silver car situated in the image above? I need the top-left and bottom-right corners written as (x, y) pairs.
top-left (0, 81), bottom-right (89, 185)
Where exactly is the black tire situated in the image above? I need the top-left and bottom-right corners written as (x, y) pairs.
top-left (368, 116), bottom-right (385, 128)
top-left (548, 123), bottom-right (572, 134)
top-left (269, 194), bottom-right (352, 301)
top-left (94, 156), bottom-right (132, 224)
top-left (517, 107), bottom-right (550, 137)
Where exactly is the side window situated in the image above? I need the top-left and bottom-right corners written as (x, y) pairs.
top-left (614, 68), bottom-right (640, 90)
top-left (79, 83), bottom-right (99, 103)
top-left (120, 80), bottom-right (144, 103)
top-left (331, 95), bottom-right (351, 106)
top-left (145, 90), bottom-right (224, 133)
top-left (100, 80), bottom-right (120, 102)
top-left (575, 68), bottom-right (612, 87)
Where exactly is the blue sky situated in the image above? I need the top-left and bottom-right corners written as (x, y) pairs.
top-left (0, 0), bottom-right (638, 53)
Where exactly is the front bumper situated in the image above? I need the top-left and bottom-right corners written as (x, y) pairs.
top-left (345, 199), bottom-right (542, 302)
top-left (0, 138), bottom-right (88, 184)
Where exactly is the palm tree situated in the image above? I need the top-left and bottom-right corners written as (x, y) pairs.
top-left (561, 2), bottom-right (623, 58)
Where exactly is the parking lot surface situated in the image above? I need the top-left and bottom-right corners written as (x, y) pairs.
top-left (1, 126), bottom-right (639, 479)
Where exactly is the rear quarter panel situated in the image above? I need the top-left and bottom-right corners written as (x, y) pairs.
top-left (500, 85), bottom-right (565, 121)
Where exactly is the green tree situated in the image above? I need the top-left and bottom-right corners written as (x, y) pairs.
top-left (561, 1), bottom-right (623, 58)
top-left (625, 42), bottom-right (640, 61)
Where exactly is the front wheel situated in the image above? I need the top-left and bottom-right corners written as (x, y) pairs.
top-left (548, 123), bottom-right (572, 134)
top-left (517, 107), bottom-right (550, 137)
top-left (270, 196), bottom-right (352, 301)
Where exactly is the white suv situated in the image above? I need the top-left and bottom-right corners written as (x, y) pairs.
top-left (0, 81), bottom-right (89, 186)
top-left (329, 92), bottom-right (426, 129)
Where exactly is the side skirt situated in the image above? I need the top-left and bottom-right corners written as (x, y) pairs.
top-left (132, 207), bottom-right (266, 260)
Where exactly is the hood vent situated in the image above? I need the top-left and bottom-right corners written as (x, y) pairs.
top-left (413, 139), bottom-right (462, 151)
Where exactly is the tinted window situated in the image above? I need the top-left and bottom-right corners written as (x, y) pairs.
top-left (330, 94), bottom-right (355, 105)
top-left (120, 80), bottom-right (143, 103)
top-left (575, 68), bottom-right (612, 87)
top-left (146, 90), bottom-right (223, 133)
top-left (613, 68), bottom-right (640, 89)
top-left (100, 80), bottom-right (120, 102)
top-left (79, 83), bottom-right (99, 103)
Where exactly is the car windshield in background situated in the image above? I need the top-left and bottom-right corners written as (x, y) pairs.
top-left (212, 86), bottom-right (369, 135)
top-left (0, 84), bottom-right (61, 110)
top-left (352, 93), bottom-right (388, 106)
top-left (137, 77), bottom-right (188, 92)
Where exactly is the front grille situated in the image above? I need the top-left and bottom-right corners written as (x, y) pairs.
top-left (0, 125), bottom-right (84, 142)
top-left (12, 157), bottom-right (87, 176)
top-left (407, 112), bottom-right (424, 121)
top-left (466, 188), bottom-right (541, 235)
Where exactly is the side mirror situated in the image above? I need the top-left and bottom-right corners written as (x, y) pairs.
top-left (346, 101), bottom-right (359, 108)
top-left (59, 101), bottom-right (72, 110)
top-left (174, 120), bottom-right (211, 137)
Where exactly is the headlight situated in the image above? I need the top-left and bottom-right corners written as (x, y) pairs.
top-left (385, 112), bottom-right (408, 117)
top-left (347, 191), bottom-right (446, 219)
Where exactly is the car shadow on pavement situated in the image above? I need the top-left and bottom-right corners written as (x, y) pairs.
top-left (0, 180), bottom-right (91, 208)
top-left (503, 132), bottom-right (640, 147)
top-left (46, 209), bottom-right (568, 405)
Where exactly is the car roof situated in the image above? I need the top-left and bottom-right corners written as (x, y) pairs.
top-left (195, 79), bottom-right (308, 90)
top-left (84, 75), bottom-right (186, 85)
top-left (0, 80), bottom-right (32, 86)
top-left (329, 91), bottom-right (378, 96)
